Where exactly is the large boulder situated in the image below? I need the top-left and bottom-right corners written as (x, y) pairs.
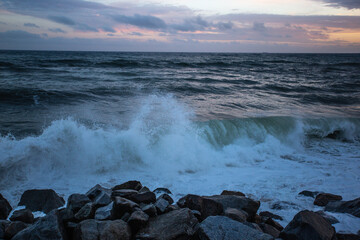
top-left (94, 202), bottom-right (113, 220)
top-left (67, 194), bottom-right (91, 214)
top-left (280, 210), bottom-right (336, 240)
top-left (136, 208), bottom-right (198, 240)
top-left (205, 195), bottom-right (260, 219)
top-left (12, 210), bottom-right (66, 240)
top-left (259, 211), bottom-right (283, 221)
top-left (4, 221), bottom-right (29, 239)
top-left (18, 189), bottom-right (65, 213)
top-left (128, 192), bottom-right (156, 204)
top-left (73, 219), bottom-right (131, 240)
top-left (325, 198), bottom-right (360, 218)
top-left (221, 190), bottom-right (245, 197)
top-left (196, 215), bottom-right (273, 240)
top-left (0, 194), bottom-right (12, 220)
top-left (314, 193), bottom-right (342, 207)
top-left (127, 210), bottom-right (149, 232)
top-left (177, 194), bottom-right (223, 220)
top-left (10, 209), bottom-right (34, 224)
top-left (111, 197), bottom-right (139, 219)
top-left (74, 203), bottom-right (95, 222)
top-left (112, 181), bottom-right (142, 191)
top-left (0, 220), bottom-right (10, 238)
top-left (224, 208), bottom-right (248, 222)
top-left (299, 190), bottom-right (320, 198)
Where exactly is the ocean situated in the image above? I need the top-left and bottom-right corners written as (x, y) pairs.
top-left (0, 51), bottom-right (360, 232)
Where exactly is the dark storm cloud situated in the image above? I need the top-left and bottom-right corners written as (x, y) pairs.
top-left (48, 16), bottom-right (76, 26)
top-left (24, 23), bottom-right (39, 28)
top-left (317, 0), bottom-right (360, 9)
top-left (48, 28), bottom-right (66, 33)
top-left (113, 14), bottom-right (167, 29)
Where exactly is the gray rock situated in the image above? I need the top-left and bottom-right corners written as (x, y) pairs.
top-left (259, 223), bottom-right (280, 238)
top-left (128, 192), bottom-right (156, 204)
top-left (177, 194), bottom-right (223, 221)
top-left (112, 180), bottom-right (142, 191)
top-left (0, 194), bottom-right (12, 220)
top-left (225, 208), bottom-right (248, 222)
top-left (141, 204), bottom-right (157, 217)
top-left (136, 208), bottom-right (198, 240)
top-left (314, 193), bottom-right (342, 207)
top-left (18, 189), bottom-right (65, 214)
top-left (85, 184), bottom-right (111, 201)
top-left (111, 189), bottom-right (138, 199)
top-left (4, 221), bottom-right (28, 239)
top-left (139, 186), bottom-right (150, 193)
top-left (336, 233), bottom-right (360, 240)
top-left (316, 211), bottom-right (339, 224)
top-left (9, 209), bottom-right (34, 224)
top-left (12, 210), bottom-right (66, 240)
top-left (67, 194), bottom-right (91, 214)
top-left (153, 188), bottom-right (172, 195)
top-left (0, 220), bottom-right (10, 239)
top-left (92, 192), bottom-right (111, 209)
top-left (196, 216), bottom-right (273, 240)
top-left (325, 198), bottom-right (360, 218)
top-left (127, 210), bottom-right (149, 231)
top-left (243, 222), bottom-right (263, 232)
top-left (299, 190), bottom-right (320, 198)
top-left (221, 190), bottom-right (245, 197)
top-left (262, 217), bottom-right (283, 231)
top-left (280, 210), bottom-right (336, 240)
top-left (259, 211), bottom-right (283, 221)
top-left (158, 194), bottom-right (174, 204)
top-left (112, 197), bottom-right (139, 219)
top-left (155, 198), bottom-right (170, 214)
top-left (73, 219), bottom-right (131, 240)
top-left (94, 202), bottom-right (113, 220)
top-left (74, 203), bottom-right (95, 222)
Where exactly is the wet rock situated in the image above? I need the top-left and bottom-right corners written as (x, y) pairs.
top-left (73, 219), bottom-right (131, 240)
top-left (153, 188), bottom-right (172, 195)
top-left (65, 222), bottom-right (78, 239)
top-left (18, 189), bottom-right (65, 213)
top-left (280, 210), bottom-right (336, 240)
top-left (191, 210), bottom-right (202, 221)
top-left (127, 210), bottom-right (149, 232)
top-left (112, 197), bottom-right (139, 219)
top-left (155, 198), bottom-right (170, 214)
top-left (85, 184), bottom-right (111, 201)
top-left (224, 208), bottom-right (248, 222)
top-left (177, 194), bottom-right (223, 221)
top-left (158, 193), bottom-right (174, 204)
top-left (59, 207), bottom-right (75, 223)
top-left (221, 190), bottom-right (245, 197)
top-left (165, 204), bottom-right (180, 213)
top-left (205, 195), bottom-right (260, 219)
top-left (67, 194), bottom-right (91, 214)
top-left (196, 216), bottom-right (273, 240)
top-left (139, 186), bottom-right (150, 193)
top-left (129, 192), bottom-right (156, 204)
top-left (111, 189), bottom-right (138, 199)
top-left (325, 198), bottom-right (360, 218)
top-left (316, 211), bottom-right (339, 224)
top-left (0, 220), bottom-right (10, 239)
top-left (4, 221), bottom-right (28, 239)
top-left (0, 194), bottom-right (12, 220)
top-left (259, 223), bottom-right (280, 238)
top-left (121, 212), bottom-right (131, 222)
top-left (243, 222), bottom-right (263, 232)
top-left (262, 216), bottom-right (283, 231)
top-left (94, 202), bottom-right (113, 220)
top-left (136, 208), bottom-right (198, 240)
top-left (314, 193), bottom-right (342, 207)
top-left (336, 233), bottom-right (360, 240)
top-left (9, 209), bottom-right (34, 224)
top-left (74, 203), bottom-right (95, 222)
top-left (112, 180), bottom-right (142, 191)
top-left (270, 201), bottom-right (297, 210)
top-left (141, 204), bottom-right (157, 217)
top-left (299, 190), bottom-right (320, 198)
top-left (12, 210), bottom-right (66, 240)
top-left (259, 211), bottom-right (283, 221)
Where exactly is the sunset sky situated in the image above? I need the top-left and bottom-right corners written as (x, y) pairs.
top-left (0, 0), bottom-right (360, 52)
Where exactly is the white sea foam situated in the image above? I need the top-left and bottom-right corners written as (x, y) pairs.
top-left (0, 94), bottom-right (359, 233)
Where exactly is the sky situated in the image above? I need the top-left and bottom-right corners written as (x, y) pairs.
top-left (0, 0), bottom-right (360, 52)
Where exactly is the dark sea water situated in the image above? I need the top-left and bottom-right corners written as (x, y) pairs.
top-left (1, 51), bottom-right (360, 231)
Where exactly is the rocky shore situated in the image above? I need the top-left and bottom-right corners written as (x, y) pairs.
top-left (0, 180), bottom-right (359, 240)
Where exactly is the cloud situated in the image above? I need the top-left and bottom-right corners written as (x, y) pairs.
top-left (317, 0), bottom-right (360, 9)
top-left (113, 14), bottom-right (167, 29)
top-left (75, 23), bottom-right (98, 32)
top-left (252, 22), bottom-right (267, 32)
top-left (24, 23), bottom-right (40, 28)
top-left (101, 26), bottom-right (116, 33)
top-left (48, 16), bottom-right (76, 26)
top-left (48, 28), bottom-right (66, 33)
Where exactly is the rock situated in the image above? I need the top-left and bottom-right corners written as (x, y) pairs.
top-left (4, 221), bottom-right (28, 239)
top-left (127, 210), bottom-right (149, 232)
top-left (252, 214), bottom-right (262, 224)
top-left (18, 189), bottom-right (65, 213)
top-left (205, 195), bottom-right (260, 219)
top-left (158, 194), bottom-right (174, 204)
top-left (128, 192), bottom-right (156, 204)
top-left (136, 208), bottom-right (198, 240)
top-left (314, 193), bottom-right (343, 206)
top-left (0, 220), bottom-right (10, 239)
top-left (262, 217), bottom-right (283, 231)
top-left (177, 194), bottom-right (223, 221)
top-left (259, 211), bottom-right (283, 221)
top-left (221, 190), bottom-right (245, 197)
top-left (73, 219), bottom-right (131, 240)
top-left (139, 186), bottom-right (150, 193)
top-left (299, 190), bottom-right (320, 198)
top-left (112, 197), bottom-right (139, 219)
top-left (259, 223), bottom-right (280, 238)
top-left (196, 216), bottom-right (273, 240)
top-left (94, 202), bottom-right (113, 220)
top-left (316, 211), bottom-right (339, 224)
top-left (59, 207), bottom-right (75, 223)
top-left (141, 204), bottom-right (157, 217)
top-left (243, 222), bottom-right (263, 232)
top-left (325, 198), bottom-right (360, 218)
top-left (153, 188), bottom-right (172, 195)
top-left (112, 180), bottom-right (142, 191)
top-left (191, 210), bottom-right (202, 221)
top-left (224, 208), bottom-right (248, 222)
top-left (155, 198), bottom-right (170, 214)
top-left (85, 184), bottom-right (111, 201)
top-left (270, 201), bottom-right (297, 210)
top-left (121, 212), bottom-right (131, 222)
top-left (67, 194), bottom-right (91, 213)
top-left (0, 194), bottom-right (12, 220)
top-left (65, 222), bottom-right (78, 238)
top-left (12, 210), bottom-right (66, 240)
top-left (280, 210), bottom-right (336, 240)
top-left (111, 189), bottom-right (138, 199)
top-left (9, 209), bottom-right (34, 224)
top-left (74, 203), bottom-right (95, 222)
top-left (336, 233), bottom-right (360, 240)
top-left (165, 204), bottom-right (180, 213)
